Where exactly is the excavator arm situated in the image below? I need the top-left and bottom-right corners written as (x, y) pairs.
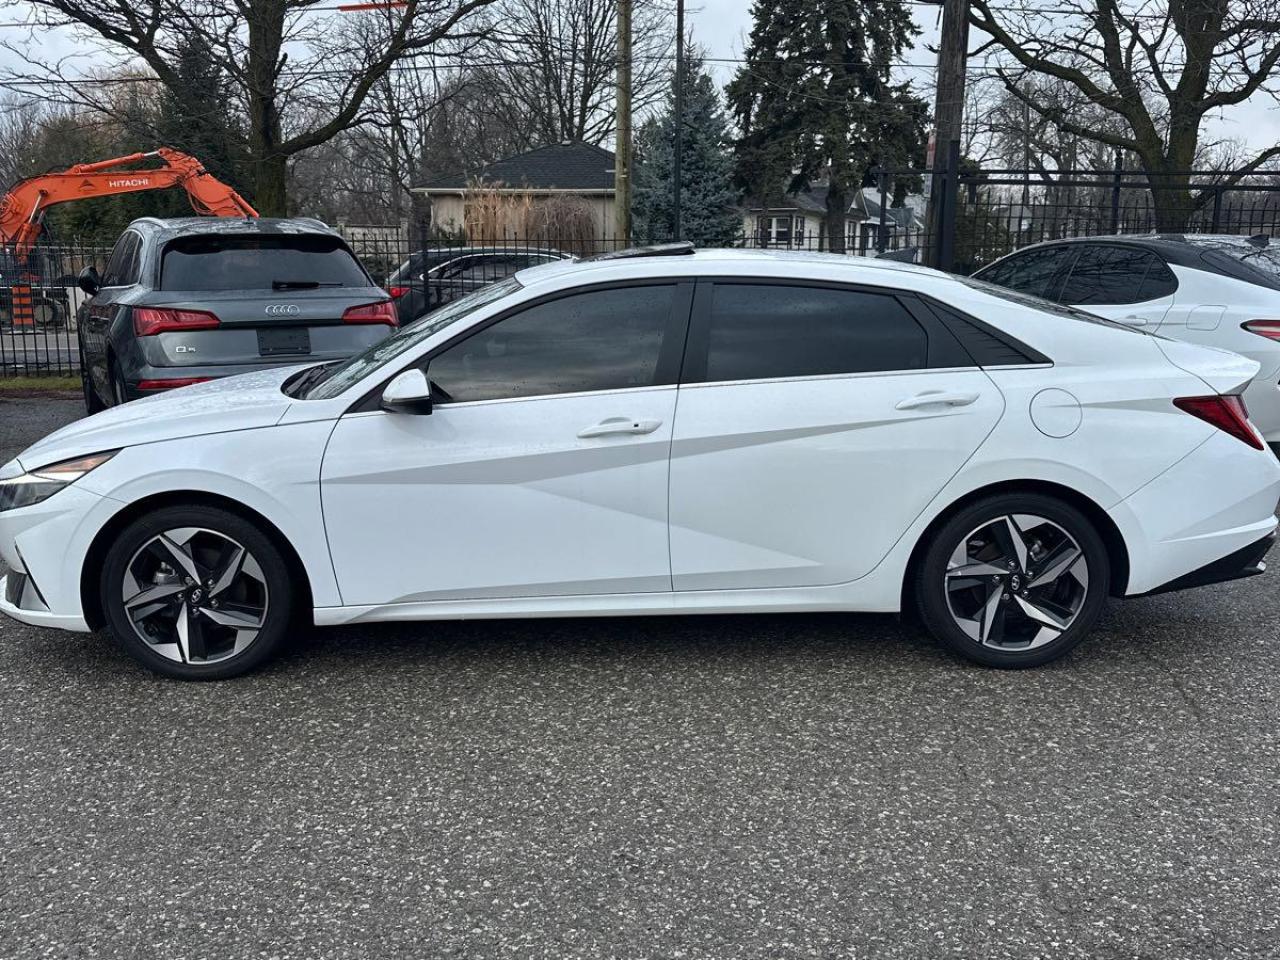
top-left (0, 147), bottom-right (258, 258)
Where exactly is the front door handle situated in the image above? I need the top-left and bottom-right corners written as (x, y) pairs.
top-left (577, 417), bottom-right (663, 439)
top-left (895, 391), bottom-right (980, 411)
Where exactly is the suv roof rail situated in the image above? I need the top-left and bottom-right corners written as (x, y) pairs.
top-left (583, 242), bottom-right (696, 262)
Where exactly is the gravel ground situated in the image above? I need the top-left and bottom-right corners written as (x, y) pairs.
top-left (1, 397), bottom-right (1278, 959)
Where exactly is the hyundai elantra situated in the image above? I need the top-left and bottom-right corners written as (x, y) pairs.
top-left (2, 246), bottom-right (1277, 678)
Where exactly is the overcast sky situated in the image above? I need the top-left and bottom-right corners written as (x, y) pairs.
top-left (5, 0), bottom-right (1278, 160)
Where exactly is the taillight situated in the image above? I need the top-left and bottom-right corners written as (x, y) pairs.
top-left (388, 285), bottom-right (409, 299)
top-left (133, 307), bottom-right (220, 337)
top-left (1173, 395), bottom-right (1264, 450)
top-left (342, 300), bottom-right (398, 327)
top-left (136, 377), bottom-right (213, 391)
top-left (1242, 320), bottom-right (1280, 341)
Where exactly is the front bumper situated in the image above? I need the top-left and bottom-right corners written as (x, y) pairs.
top-left (0, 484), bottom-right (108, 634)
top-left (0, 574), bottom-right (90, 631)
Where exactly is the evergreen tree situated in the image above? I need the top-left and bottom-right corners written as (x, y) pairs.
top-left (727, 0), bottom-right (928, 253)
top-left (633, 54), bottom-right (741, 246)
top-left (154, 33), bottom-right (250, 210)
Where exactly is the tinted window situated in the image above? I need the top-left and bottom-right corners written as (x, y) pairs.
top-left (428, 285), bottom-right (674, 403)
top-left (978, 246), bottom-right (1073, 299)
top-left (160, 235), bottom-right (368, 291)
top-left (1139, 256), bottom-right (1177, 299)
top-left (102, 233), bottom-right (141, 287)
top-left (702, 284), bottom-right (927, 382)
top-left (1058, 245), bottom-right (1172, 305)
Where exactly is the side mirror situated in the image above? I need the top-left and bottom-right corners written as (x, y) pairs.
top-left (77, 266), bottom-right (100, 296)
top-left (380, 368), bottom-right (433, 415)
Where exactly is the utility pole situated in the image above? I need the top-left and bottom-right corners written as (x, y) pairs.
top-left (672, 0), bottom-right (685, 241)
top-left (923, 0), bottom-right (969, 270)
top-left (615, 0), bottom-right (633, 243)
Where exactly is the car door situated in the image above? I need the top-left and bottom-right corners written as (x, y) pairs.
top-left (81, 231), bottom-right (141, 400)
top-left (320, 281), bottom-right (693, 606)
top-left (1055, 244), bottom-right (1176, 328)
top-left (667, 280), bottom-right (1003, 592)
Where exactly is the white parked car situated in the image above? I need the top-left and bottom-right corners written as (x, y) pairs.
top-left (974, 234), bottom-right (1280, 453)
top-left (2, 246), bottom-right (1278, 678)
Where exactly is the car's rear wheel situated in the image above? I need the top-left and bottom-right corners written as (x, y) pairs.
top-left (915, 493), bottom-right (1110, 668)
top-left (78, 339), bottom-right (104, 413)
top-left (100, 505), bottom-right (295, 679)
top-left (108, 359), bottom-right (129, 406)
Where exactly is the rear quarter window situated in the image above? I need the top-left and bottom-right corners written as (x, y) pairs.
top-left (160, 234), bottom-right (370, 291)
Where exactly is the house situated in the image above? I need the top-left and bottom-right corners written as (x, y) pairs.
top-left (741, 184), bottom-right (925, 254)
top-left (412, 142), bottom-right (617, 243)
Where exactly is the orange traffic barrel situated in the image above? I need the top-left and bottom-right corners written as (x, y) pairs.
top-left (10, 283), bottom-right (34, 327)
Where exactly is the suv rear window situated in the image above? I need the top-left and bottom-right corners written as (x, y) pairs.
top-left (160, 235), bottom-right (369, 291)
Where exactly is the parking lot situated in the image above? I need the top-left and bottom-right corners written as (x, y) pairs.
top-left (1, 394), bottom-right (1278, 959)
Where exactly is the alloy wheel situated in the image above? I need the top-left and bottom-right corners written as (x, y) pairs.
top-left (121, 527), bottom-right (268, 664)
top-left (944, 513), bottom-right (1089, 650)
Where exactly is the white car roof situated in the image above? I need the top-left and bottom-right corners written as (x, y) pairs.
top-left (515, 247), bottom-right (946, 289)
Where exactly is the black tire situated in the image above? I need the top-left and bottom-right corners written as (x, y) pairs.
top-left (79, 337), bottom-right (104, 414)
top-left (108, 357), bottom-right (129, 406)
top-left (914, 493), bottom-right (1110, 668)
top-left (100, 505), bottom-right (296, 680)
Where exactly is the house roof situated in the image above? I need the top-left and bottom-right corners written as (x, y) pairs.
top-left (416, 141), bottom-right (617, 193)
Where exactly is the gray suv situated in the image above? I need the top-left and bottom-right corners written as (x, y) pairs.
top-left (77, 217), bottom-right (396, 411)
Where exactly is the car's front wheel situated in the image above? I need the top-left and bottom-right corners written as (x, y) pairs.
top-left (100, 505), bottom-right (295, 679)
top-left (915, 493), bottom-right (1110, 668)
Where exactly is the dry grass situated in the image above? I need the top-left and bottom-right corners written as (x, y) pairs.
top-left (0, 375), bottom-right (80, 397)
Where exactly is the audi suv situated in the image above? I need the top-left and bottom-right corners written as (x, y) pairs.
top-left (75, 217), bottom-right (397, 411)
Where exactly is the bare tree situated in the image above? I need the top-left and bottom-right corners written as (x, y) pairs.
top-left (475, 0), bottom-right (674, 146)
top-left (970, 0), bottom-right (1280, 229)
top-left (5, 0), bottom-right (499, 214)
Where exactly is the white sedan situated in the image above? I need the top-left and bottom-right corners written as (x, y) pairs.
top-left (2, 246), bottom-right (1278, 678)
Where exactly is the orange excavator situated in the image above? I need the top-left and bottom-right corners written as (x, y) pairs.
top-left (0, 147), bottom-right (257, 259)
top-left (0, 147), bottom-right (257, 330)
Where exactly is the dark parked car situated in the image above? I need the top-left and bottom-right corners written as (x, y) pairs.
top-left (77, 217), bottom-right (397, 411)
top-left (387, 246), bottom-right (571, 324)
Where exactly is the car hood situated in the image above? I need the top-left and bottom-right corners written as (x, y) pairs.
top-left (17, 365), bottom-right (309, 471)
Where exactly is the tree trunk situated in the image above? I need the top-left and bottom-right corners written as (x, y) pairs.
top-left (825, 176), bottom-right (848, 254)
top-left (1146, 167), bottom-right (1194, 233)
top-left (252, 155), bottom-right (289, 217)
top-left (246, 0), bottom-right (287, 215)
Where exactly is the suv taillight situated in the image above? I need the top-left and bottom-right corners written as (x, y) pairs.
top-left (1173, 395), bottom-right (1264, 450)
top-left (133, 307), bottom-right (221, 337)
top-left (388, 285), bottom-right (409, 299)
top-left (1242, 320), bottom-right (1280, 341)
top-left (342, 300), bottom-right (398, 327)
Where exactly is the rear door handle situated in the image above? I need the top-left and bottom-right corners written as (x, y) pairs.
top-left (577, 417), bottom-right (663, 439)
top-left (1118, 315), bottom-right (1148, 326)
top-left (895, 391), bottom-right (980, 410)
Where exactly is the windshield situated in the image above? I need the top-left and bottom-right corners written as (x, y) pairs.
top-left (303, 276), bottom-right (523, 400)
top-left (955, 273), bottom-right (1152, 334)
top-left (1180, 236), bottom-right (1280, 288)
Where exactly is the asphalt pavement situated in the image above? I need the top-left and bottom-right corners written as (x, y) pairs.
top-left (1, 396), bottom-right (1278, 959)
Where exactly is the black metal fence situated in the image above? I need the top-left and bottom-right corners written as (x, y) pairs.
top-left (6, 162), bottom-right (1280, 378)
top-left (883, 149), bottom-right (1280, 274)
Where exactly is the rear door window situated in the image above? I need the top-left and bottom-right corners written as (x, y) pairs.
top-left (1058, 245), bottom-right (1175, 305)
top-left (977, 246), bottom-right (1075, 300)
top-left (160, 235), bottom-right (369, 291)
top-left (101, 232), bottom-right (142, 287)
top-left (693, 283), bottom-right (929, 383)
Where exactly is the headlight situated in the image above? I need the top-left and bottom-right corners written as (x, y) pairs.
top-left (0, 451), bottom-right (117, 513)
